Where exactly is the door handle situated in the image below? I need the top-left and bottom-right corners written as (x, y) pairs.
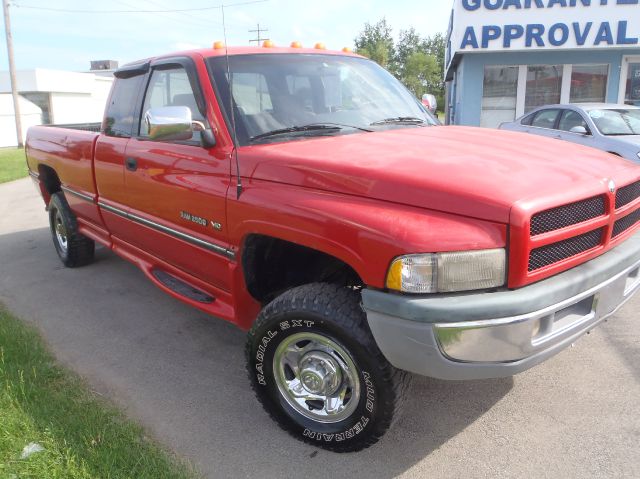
top-left (125, 157), bottom-right (138, 171)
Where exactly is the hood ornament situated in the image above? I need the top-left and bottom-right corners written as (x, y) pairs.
top-left (608, 179), bottom-right (616, 194)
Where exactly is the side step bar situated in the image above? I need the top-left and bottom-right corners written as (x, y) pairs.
top-left (151, 270), bottom-right (215, 304)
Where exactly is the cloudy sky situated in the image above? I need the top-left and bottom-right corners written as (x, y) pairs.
top-left (0, 0), bottom-right (453, 71)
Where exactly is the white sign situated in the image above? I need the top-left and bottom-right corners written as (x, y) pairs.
top-left (447, 0), bottom-right (640, 72)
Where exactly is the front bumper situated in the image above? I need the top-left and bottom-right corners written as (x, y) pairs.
top-left (362, 230), bottom-right (640, 380)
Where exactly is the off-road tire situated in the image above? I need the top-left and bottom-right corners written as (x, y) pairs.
top-left (246, 283), bottom-right (411, 452)
top-left (48, 192), bottom-right (95, 267)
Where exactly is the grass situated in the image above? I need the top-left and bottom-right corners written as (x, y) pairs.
top-left (0, 148), bottom-right (28, 184)
top-left (0, 305), bottom-right (196, 479)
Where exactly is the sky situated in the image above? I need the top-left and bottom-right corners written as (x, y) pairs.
top-left (0, 0), bottom-right (453, 72)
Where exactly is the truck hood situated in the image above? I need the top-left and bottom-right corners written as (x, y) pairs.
top-left (239, 126), bottom-right (640, 223)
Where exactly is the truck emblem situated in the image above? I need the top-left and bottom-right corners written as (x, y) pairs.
top-left (608, 180), bottom-right (616, 194)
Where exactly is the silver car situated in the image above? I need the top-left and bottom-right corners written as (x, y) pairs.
top-left (499, 103), bottom-right (640, 163)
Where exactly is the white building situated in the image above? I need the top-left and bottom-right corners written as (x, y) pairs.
top-left (0, 68), bottom-right (114, 146)
top-left (0, 94), bottom-right (41, 148)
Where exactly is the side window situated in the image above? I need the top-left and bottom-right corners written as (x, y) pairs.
top-left (520, 113), bottom-right (535, 126)
top-left (103, 75), bottom-right (145, 137)
top-left (140, 66), bottom-right (205, 141)
top-left (531, 109), bottom-right (560, 129)
top-left (558, 110), bottom-right (589, 133)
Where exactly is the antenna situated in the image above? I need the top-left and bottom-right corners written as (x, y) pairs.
top-left (221, 5), bottom-right (242, 199)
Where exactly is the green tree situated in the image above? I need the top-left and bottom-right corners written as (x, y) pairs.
top-left (354, 20), bottom-right (447, 112)
top-left (402, 51), bottom-right (439, 98)
top-left (353, 18), bottom-right (395, 70)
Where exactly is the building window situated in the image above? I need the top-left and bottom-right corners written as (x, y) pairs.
top-left (624, 61), bottom-right (640, 106)
top-left (570, 65), bottom-right (608, 103)
top-left (525, 65), bottom-right (562, 113)
top-left (480, 65), bottom-right (518, 128)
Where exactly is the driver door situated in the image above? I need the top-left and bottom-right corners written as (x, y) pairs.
top-left (122, 58), bottom-right (233, 291)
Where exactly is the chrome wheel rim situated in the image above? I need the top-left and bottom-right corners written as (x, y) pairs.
top-left (54, 210), bottom-right (68, 253)
top-left (273, 332), bottom-right (361, 423)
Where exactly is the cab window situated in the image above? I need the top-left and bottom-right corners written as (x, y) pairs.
top-left (140, 66), bottom-right (206, 141)
top-left (558, 110), bottom-right (589, 133)
top-left (104, 75), bottom-right (145, 137)
top-left (531, 109), bottom-right (560, 129)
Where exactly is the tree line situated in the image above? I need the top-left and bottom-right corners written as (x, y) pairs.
top-left (354, 19), bottom-right (446, 113)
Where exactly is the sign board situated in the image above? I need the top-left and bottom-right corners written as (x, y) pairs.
top-left (446, 0), bottom-right (640, 75)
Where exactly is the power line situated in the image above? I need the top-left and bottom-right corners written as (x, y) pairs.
top-left (12, 0), bottom-right (267, 14)
top-left (248, 23), bottom-right (268, 44)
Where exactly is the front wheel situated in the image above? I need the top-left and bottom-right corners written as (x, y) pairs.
top-left (246, 283), bottom-right (410, 452)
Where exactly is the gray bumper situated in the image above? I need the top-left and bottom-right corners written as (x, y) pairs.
top-left (362, 230), bottom-right (640, 380)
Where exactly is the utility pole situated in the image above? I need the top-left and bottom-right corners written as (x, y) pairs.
top-left (2, 0), bottom-right (22, 148)
top-left (248, 23), bottom-right (269, 45)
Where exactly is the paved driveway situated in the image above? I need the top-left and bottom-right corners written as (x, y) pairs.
top-left (1, 177), bottom-right (639, 478)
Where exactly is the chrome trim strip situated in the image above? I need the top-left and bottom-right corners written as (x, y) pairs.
top-left (28, 170), bottom-right (39, 179)
top-left (61, 185), bottom-right (95, 203)
top-left (97, 201), bottom-right (235, 259)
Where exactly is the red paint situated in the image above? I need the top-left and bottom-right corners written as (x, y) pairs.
top-left (24, 48), bottom-right (640, 329)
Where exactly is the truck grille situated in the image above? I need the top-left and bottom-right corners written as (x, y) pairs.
top-left (530, 195), bottom-right (605, 236)
top-left (613, 209), bottom-right (640, 238)
top-left (615, 180), bottom-right (640, 209)
top-left (528, 228), bottom-right (604, 272)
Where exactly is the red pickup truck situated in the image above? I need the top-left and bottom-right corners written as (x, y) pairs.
top-left (26, 45), bottom-right (640, 452)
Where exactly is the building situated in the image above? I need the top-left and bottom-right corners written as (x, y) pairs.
top-left (0, 65), bottom-right (115, 146)
top-left (0, 94), bottom-right (42, 148)
top-left (445, 0), bottom-right (640, 128)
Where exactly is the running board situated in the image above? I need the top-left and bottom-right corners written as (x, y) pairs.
top-left (151, 270), bottom-right (215, 304)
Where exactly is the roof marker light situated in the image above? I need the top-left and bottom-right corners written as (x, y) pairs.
top-left (290, 41), bottom-right (303, 48)
top-left (314, 42), bottom-right (326, 50)
top-left (213, 41), bottom-right (225, 49)
top-left (262, 40), bottom-right (274, 48)
top-left (342, 47), bottom-right (352, 53)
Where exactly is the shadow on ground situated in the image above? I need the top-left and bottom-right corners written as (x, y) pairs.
top-left (0, 226), bottom-right (512, 478)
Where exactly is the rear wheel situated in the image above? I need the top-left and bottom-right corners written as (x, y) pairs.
top-left (246, 283), bottom-right (410, 452)
top-left (48, 192), bottom-right (95, 267)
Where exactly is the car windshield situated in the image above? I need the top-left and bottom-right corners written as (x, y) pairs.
top-left (587, 108), bottom-right (640, 136)
top-left (207, 54), bottom-right (437, 145)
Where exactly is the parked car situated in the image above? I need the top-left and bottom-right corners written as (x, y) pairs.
top-left (421, 93), bottom-right (437, 114)
top-left (25, 46), bottom-right (640, 452)
top-left (500, 103), bottom-right (640, 162)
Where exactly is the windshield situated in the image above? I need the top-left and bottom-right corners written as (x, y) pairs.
top-left (207, 54), bottom-right (437, 145)
top-left (588, 108), bottom-right (640, 136)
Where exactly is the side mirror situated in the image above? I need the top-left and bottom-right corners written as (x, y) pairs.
top-left (569, 125), bottom-right (589, 135)
top-left (144, 106), bottom-right (213, 144)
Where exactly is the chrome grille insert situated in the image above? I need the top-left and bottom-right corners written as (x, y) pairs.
top-left (530, 196), bottom-right (606, 236)
top-left (528, 228), bottom-right (604, 272)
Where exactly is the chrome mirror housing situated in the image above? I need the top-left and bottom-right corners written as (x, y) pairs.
top-left (144, 106), bottom-right (204, 141)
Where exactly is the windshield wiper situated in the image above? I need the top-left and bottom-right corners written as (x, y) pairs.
top-left (370, 116), bottom-right (427, 126)
top-left (249, 123), bottom-right (373, 142)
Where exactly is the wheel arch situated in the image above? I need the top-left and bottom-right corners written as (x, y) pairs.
top-left (240, 234), bottom-right (364, 304)
top-left (37, 164), bottom-right (61, 205)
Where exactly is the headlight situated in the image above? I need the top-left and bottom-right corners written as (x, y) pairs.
top-left (386, 249), bottom-right (506, 293)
